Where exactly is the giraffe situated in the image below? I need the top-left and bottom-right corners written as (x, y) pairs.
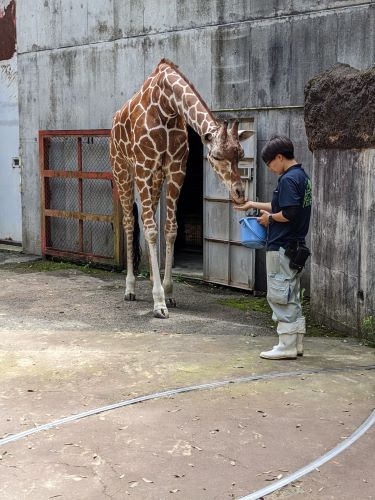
top-left (110, 59), bottom-right (253, 319)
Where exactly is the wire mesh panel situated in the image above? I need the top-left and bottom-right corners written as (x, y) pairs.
top-left (40, 130), bottom-right (123, 267)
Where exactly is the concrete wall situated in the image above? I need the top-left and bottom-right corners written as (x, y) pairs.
top-left (311, 149), bottom-right (375, 335)
top-left (16, 1), bottom-right (375, 289)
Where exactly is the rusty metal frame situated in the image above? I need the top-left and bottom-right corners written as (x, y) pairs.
top-left (39, 129), bottom-right (124, 267)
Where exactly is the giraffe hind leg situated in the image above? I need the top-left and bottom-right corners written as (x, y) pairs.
top-left (113, 162), bottom-right (137, 301)
top-left (110, 132), bottom-right (139, 302)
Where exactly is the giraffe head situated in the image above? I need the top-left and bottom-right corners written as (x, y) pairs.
top-left (204, 121), bottom-right (253, 205)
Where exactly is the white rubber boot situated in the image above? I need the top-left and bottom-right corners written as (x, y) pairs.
top-left (297, 317), bottom-right (306, 357)
top-left (272, 318), bottom-right (305, 356)
top-left (260, 332), bottom-right (298, 360)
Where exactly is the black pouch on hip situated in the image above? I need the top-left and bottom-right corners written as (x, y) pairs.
top-left (285, 241), bottom-right (311, 272)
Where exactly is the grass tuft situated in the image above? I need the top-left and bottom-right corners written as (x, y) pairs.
top-left (218, 295), bottom-right (347, 339)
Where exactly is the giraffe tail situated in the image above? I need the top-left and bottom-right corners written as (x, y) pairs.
top-left (132, 202), bottom-right (141, 274)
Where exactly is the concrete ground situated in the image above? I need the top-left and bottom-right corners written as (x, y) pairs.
top-left (0, 252), bottom-right (374, 500)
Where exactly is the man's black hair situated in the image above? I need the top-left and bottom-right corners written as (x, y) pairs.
top-left (261, 135), bottom-right (295, 164)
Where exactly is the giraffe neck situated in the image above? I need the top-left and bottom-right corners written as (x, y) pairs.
top-left (160, 65), bottom-right (218, 137)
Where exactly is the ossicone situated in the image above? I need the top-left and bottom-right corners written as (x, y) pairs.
top-left (218, 120), bottom-right (228, 140)
top-left (231, 120), bottom-right (239, 139)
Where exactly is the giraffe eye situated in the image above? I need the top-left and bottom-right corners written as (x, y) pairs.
top-left (211, 154), bottom-right (224, 161)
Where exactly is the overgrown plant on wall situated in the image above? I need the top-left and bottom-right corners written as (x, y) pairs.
top-left (362, 316), bottom-right (375, 347)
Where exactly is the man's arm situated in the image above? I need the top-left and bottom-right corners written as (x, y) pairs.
top-left (257, 206), bottom-right (300, 227)
top-left (233, 200), bottom-right (272, 212)
top-left (257, 209), bottom-right (288, 226)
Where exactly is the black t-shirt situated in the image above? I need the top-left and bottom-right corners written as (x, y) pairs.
top-left (267, 164), bottom-right (312, 251)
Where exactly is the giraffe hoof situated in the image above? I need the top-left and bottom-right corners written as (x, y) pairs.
top-left (124, 293), bottom-right (136, 301)
top-left (167, 298), bottom-right (177, 308)
top-left (153, 307), bottom-right (169, 319)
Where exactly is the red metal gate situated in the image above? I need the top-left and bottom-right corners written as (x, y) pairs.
top-left (39, 130), bottom-right (124, 267)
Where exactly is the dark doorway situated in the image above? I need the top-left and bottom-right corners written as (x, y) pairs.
top-left (173, 126), bottom-right (203, 276)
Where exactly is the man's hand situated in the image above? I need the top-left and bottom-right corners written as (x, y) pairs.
top-left (233, 201), bottom-right (254, 211)
top-left (257, 209), bottom-right (271, 227)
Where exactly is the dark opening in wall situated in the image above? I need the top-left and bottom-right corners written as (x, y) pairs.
top-left (174, 126), bottom-right (203, 273)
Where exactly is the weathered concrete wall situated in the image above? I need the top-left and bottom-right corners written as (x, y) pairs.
top-left (16, 0), bottom-right (373, 53)
top-left (311, 149), bottom-right (375, 335)
top-left (306, 61), bottom-right (375, 335)
top-left (16, 1), bottom-right (375, 292)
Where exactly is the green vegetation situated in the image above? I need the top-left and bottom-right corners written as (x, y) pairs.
top-left (362, 315), bottom-right (375, 347)
top-left (137, 268), bottom-right (150, 279)
top-left (173, 273), bottom-right (187, 283)
top-left (217, 296), bottom-right (271, 313)
top-left (2, 258), bottom-right (117, 277)
top-left (217, 294), bottom-right (346, 339)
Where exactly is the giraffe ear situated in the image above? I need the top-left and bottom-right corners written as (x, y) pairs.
top-left (238, 130), bottom-right (254, 142)
top-left (202, 132), bottom-right (213, 144)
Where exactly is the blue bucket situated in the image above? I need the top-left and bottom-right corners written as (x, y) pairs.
top-left (239, 217), bottom-right (267, 249)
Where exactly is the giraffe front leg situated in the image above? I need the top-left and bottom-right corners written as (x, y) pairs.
top-left (136, 162), bottom-right (169, 318)
top-left (145, 228), bottom-right (169, 319)
top-left (148, 167), bottom-right (164, 288)
top-left (162, 162), bottom-right (186, 308)
top-left (163, 231), bottom-right (177, 307)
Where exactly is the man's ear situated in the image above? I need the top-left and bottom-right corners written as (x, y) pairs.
top-left (238, 130), bottom-right (254, 142)
top-left (202, 132), bottom-right (213, 144)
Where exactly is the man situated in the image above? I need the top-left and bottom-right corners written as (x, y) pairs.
top-left (235, 135), bottom-right (312, 359)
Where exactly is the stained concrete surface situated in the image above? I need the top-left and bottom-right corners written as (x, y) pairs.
top-left (0, 254), bottom-right (374, 499)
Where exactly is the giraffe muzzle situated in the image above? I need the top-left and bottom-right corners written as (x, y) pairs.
top-left (231, 185), bottom-right (245, 205)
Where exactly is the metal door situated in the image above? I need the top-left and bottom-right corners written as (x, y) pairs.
top-left (203, 118), bottom-right (256, 289)
top-left (0, 34), bottom-right (21, 243)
